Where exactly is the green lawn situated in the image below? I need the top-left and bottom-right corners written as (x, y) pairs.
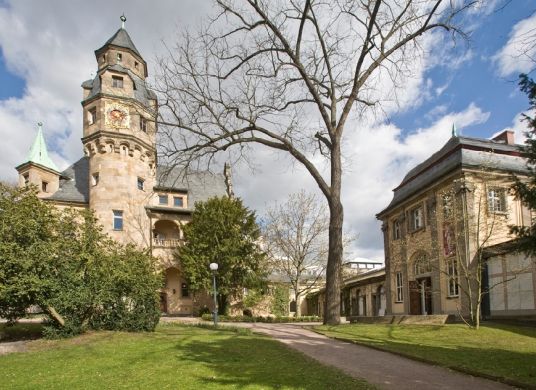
top-left (0, 323), bottom-right (373, 390)
top-left (315, 323), bottom-right (536, 387)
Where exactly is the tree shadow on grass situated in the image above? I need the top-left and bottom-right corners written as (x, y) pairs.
top-left (168, 327), bottom-right (370, 389)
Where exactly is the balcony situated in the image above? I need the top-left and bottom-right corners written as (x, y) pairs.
top-left (153, 238), bottom-right (183, 248)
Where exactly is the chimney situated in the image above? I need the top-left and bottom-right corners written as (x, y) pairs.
top-left (492, 130), bottom-right (515, 145)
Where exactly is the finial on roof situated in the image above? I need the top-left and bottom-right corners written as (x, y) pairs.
top-left (451, 123), bottom-right (458, 138)
top-left (120, 14), bottom-right (126, 29)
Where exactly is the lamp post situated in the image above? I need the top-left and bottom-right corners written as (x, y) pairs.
top-left (209, 262), bottom-right (219, 326)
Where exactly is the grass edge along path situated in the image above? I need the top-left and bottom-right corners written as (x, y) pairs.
top-left (313, 323), bottom-right (536, 390)
top-left (0, 323), bottom-right (375, 390)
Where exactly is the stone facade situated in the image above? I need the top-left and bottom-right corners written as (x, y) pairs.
top-left (16, 23), bottom-right (226, 316)
top-left (377, 131), bottom-right (536, 319)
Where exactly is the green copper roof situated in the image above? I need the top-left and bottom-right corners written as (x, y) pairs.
top-left (26, 122), bottom-right (59, 171)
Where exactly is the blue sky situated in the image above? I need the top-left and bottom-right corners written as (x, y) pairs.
top-left (0, 1), bottom-right (535, 260)
top-left (393, 1), bottom-right (535, 138)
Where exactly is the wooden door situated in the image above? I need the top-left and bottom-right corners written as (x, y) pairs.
top-left (409, 281), bottom-right (421, 315)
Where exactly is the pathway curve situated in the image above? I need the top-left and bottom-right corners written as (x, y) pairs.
top-left (237, 322), bottom-right (514, 390)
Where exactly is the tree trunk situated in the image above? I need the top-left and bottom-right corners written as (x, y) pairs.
top-left (44, 306), bottom-right (65, 327)
top-left (295, 291), bottom-right (301, 317)
top-left (324, 139), bottom-right (343, 325)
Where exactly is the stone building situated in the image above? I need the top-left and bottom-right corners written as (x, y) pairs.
top-left (15, 20), bottom-right (227, 316)
top-left (376, 130), bottom-right (536, 319)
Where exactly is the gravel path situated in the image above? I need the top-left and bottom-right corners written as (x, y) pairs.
top-left (236, 322), bottom-right (514, 390)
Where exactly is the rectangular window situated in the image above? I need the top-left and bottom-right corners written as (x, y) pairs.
top-left (158, 195), bottom-right (168, 205)
top-left (137, 177), bottom-right (144, 191)
top-left (112, 76), bottom-right (123, 88)
top-left (139, 116), bottom-right (147, 132)
top-left (181, 282), bottom-right (189, 298)
top-left (113, 210), bottom-right (123, 231)
top-left (447, 259), bottom-right (459, 297)
top-left (173, 196), bottom-right (183, 207)
top-left (134, 61), bottom-right (139, 69)
top-left (392, 219), bottom-right (401, 240)
top-left (23, 173), bottom-right (29, 186)
top-left (396, 272), bottom-right (403, 302)
top-left (410, 206), bottom-right (424, 231)
top-left (117, 52), bottom-right (122, 62)
top-left (488, 188), bottom-right (506, 213)
top-left (42, 181), bottom-right (48, 193)
top-left (92, 173), bottom-right (99, 186)
top-left (88, 107), bottom-right (97, 125)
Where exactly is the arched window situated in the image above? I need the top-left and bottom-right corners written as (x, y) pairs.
top-left (413, 252), bottom-right (431, 276)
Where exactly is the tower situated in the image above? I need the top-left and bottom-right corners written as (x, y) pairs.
top-left (16, 122), bottom-right (60, 197)
top-left (81, 16), bottom-right (157, 245)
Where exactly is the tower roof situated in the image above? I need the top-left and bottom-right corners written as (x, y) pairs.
top-left (95, 27), bottom-right (142, 59)
top-left (25, 122), bottom-right (59, 172)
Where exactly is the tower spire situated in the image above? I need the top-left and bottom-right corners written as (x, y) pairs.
top-left (451, 123), bottom-right (458, 138)
top-left (26, 122), bottom-right (59, 171)
top-left (120, 14), bottom-right (126, 29)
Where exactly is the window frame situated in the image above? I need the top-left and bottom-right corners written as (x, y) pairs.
top-left (92, 173), bottom-right (99, 187)
top-left (173, 196), bottom-right (184, 207)
top-left (41, 181), bottom-right (48, 193)
top-left (395, 272), bottom-right (404, 302)
top-left (487, 187), bottom-right (506, 213)
top-left (410, 206), bottom-right (424, 232)
top-left (447, 259), bottom-right (459, 297)
top-left (116, 52), bottom-right (122, 62)
top-left (88, 107), bottom-right (97, 125)
top-left (137, 177), bottom-right (144, 191)
top-left (181, 282), bottom-right (189, 298)
top-left (112, 76), bottom-right (124, 88)
top-left (23, 173), bottom-right (29, 186)
top-left (113, 210), bottom-right (123, 231)
top-left (392, 219), bottom-right (401, 240)
top-left (139, 116), bottom-right (147, 132)
top-left (158, 194), bottom-right (168, 205)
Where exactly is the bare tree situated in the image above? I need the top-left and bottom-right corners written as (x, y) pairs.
top-left (264, 191), bottom-right (328, 316)
top-left (156, 0), bottom-right (473, 324)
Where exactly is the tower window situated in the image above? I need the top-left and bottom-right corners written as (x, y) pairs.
top-left (42, 181), bottom-right (48, 193)
top-left (173, 196), bottom-right (183, 207)
top-left (112, 76), bottom-right (123, 88)
top-left (92, 173), bottom-right (99, 186)
top-left (159, 195), bottom-right (168, 205)
top-left (113, 210), bottom-right (123, 231)
top-left (23, 173), bottom-right (29, 186)
top-left (137, 177), bottom-right (144, 191)
top-left (140, 116), bottom-right (147, 132)
top-left (134, 61), bottom-right (139, 69)
top-left (88, 107), bottom-right (97, 125)
top-left (117, 52), bottom-right (122, 62)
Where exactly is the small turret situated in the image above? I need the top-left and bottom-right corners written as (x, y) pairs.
top-left (15, 122), bottom-right (60, 196)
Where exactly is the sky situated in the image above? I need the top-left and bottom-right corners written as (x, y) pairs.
top-left (0, 0), bottom-right (535, 262)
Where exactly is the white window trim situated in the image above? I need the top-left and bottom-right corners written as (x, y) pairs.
top-left (395, 272), bottom-right (403, 302)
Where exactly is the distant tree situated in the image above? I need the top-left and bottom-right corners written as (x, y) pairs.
top-left (0, 183), bottom-right (162, 337)
top-left (511, 74), bottom-right (536, 254)
top-left (177, 196), bottom-right (266, 314)
top-left (264, 191), bottom-right (328, 316)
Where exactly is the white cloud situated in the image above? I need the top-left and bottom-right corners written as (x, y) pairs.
top-left (0, 1), bottom-right (495, 260)
top-left (493, 12), bottom-right (536, 77)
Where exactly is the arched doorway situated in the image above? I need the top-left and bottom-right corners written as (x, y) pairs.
top-left (410, 251), bottom-right (433, 315)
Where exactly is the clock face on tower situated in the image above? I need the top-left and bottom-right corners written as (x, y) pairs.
top-left (105, 103), bottom-right (130, 129)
